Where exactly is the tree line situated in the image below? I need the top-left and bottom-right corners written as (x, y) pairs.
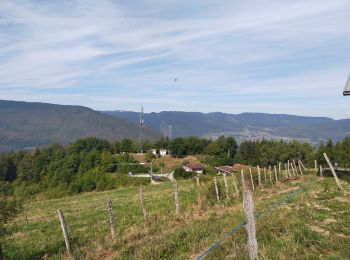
top-left (0, 136), bottom-right (349, 200)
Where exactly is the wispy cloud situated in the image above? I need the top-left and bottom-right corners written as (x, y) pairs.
top-left (0, 0), bottom-right (349, 118)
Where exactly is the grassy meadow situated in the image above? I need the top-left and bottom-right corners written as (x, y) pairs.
top-left (3, 171), bottom-right (350, 259)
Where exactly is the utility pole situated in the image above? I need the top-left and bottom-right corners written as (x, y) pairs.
top-left (150, 159), bottom-right (154, 176)
top-left (139, 106), bottom-right (144, 153)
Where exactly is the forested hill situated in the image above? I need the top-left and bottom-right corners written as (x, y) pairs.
top-left (102, 111), bottom-right (350, 145)
top-left (0, 100), bottom-right (160, 152)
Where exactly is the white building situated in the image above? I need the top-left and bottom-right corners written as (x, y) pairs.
top-left (159, 149), bottom-right (170, 157)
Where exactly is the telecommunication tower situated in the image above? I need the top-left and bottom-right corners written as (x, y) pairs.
top-left (167, 125), bottom-right (172, 140)
top-left (139, 106), bottom-right (144, 153)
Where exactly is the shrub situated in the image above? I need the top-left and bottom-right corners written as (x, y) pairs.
top-left (145, 151), bottom-right (155, 163)
top-left (13, 182), bottom-right (42, 200)
top-left (181, 160), bottom-right (190, 166)
top-left (173, 167), bottom-right (196, 180)
top-left (0, 181), bottom-right (22, 237)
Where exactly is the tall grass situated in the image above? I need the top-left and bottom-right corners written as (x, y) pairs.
top-left (4, 171), bottom-right (350, 259)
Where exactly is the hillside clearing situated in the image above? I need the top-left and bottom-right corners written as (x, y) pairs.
top-left (3, 173), bottom-right (350, 259)
top-left (130, 154), bottom-right (201, 173)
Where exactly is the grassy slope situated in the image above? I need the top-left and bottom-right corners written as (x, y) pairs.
top-left (4, 172), bottom-right (350, 259)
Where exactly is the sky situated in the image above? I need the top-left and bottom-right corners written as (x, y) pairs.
top-left (0, 0), bottom-right (350, 119)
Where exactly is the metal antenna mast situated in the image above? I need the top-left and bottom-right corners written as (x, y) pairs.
top-left (168, 125), bottom-right (172, 140)
top-left (139, 106), bottom-right (144, 153)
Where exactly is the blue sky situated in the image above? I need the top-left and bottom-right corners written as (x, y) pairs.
top-left (0, 0), bottom-right (350, 118)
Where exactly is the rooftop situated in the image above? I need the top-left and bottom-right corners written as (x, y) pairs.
top-left (215, 166), bottom-right (233, 173)
top-left (184, 162), bottom-right (204, 170)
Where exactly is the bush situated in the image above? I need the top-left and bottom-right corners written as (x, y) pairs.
top-left (70, 169), bottom-right (97, 193)
top-left (181, 160), bottom-right (190, 166)
top-left (145, 152), bottom-right (155, 163)
top-left (70, 168), bottom-right (150, 194)
top-left (207, 156), bottom-right (234, 167)
top-left (203, 165), bottom-right (217, 176)
top-left (0, 181), bottom-right (22, 237)
top-left (173, 167), bottom-right (196, 180)
top-left (70, 168), bottom-right (115, 193)
top-left (13, 182), bottom-right (42, 200)
top-left (37, 186), bottom-right (69, 200)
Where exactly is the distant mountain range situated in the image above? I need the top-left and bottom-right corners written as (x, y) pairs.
top-left (1, 100), bottom-right (349, 152)
top-left (0, 100), bottom-right (160, 152)
top-left (103, 110), bottom-right (350, 145)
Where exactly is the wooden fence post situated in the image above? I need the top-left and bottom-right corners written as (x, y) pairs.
top-left (241, 170), bottom-right (246, 192)
top-left (287, 160), bottom-right (290, 176)
top-left (241, 170), bottom-right (258, 260)
top-left (269, 167), bottom-right (272, 184)
top-left (223, 172), bottom-right (230, 199)
top-left (195, 176), bottom-right (202, 208)
top-left (140, 187), bottom-right (147, 223)
top-left (257, 166), bottom-right (261, 187)
top-left (173, 183), bottom-right (181, 214)
top-left (319, 165), bottom-right (323, 178)
top-left (323, 153), bottom-right (343, 190)
top-left (263, 167), bottom-right (267, 183)
top-left (57, 209), bottom-right (72, 257)
top-left (294, 163), bottom-right (298, 176)
top-left (107, 198), bottom-right (117, 239)
top-left (231, 172), bottom-right (239, 198)
top-left (314, 160), bottom-right (317, 172)
top-left (293, 160), bottom-right (298, 175)
top-left (284, 163), bottom-right (288, 178)
top-left (274, 165), bottom-right (278, 182)
top-left (300, 160), bottom-right (306, 171)
top-left (249, 168), bottom-right (255, 191)
top-left (298, 161), bottom-right (303, 175)
top-left (214, 177), bottom-right (220, 203)
top-left (278, 162), bottom-right (281, 175)
top-left (291, 163), bottom-right (296, 177)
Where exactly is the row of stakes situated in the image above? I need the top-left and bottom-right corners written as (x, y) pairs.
top-left (56, 153), bottom-right (342, 259)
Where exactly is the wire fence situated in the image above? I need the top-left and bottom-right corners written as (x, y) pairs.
top-left (196, 179), bottom-right (316, 259)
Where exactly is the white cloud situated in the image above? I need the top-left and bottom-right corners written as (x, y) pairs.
top-left (0, 0), bottom-right (349, 118)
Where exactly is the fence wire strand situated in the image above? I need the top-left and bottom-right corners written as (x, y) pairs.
top-left (196, 180), bottom-right (315, 260)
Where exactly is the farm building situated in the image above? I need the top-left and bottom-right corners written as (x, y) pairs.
top-left (151, 176), bottom-right (164, 185)
top-left (215, 165), bottom-right (233, 175)
top-left (159, 148), bottom-right (170, 157)
top-left (183, 163), bottom-right (204, 174)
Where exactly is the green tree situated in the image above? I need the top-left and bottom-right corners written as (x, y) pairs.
top-left (169, 137), bottom-right (186, 156)
top-left (0, 155), bottom-right (16, 181)
top-left (121, 139), bottom-right (134, 153)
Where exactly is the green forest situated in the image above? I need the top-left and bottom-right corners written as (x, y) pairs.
top-left (1, 136), bottom-right (349, 200)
